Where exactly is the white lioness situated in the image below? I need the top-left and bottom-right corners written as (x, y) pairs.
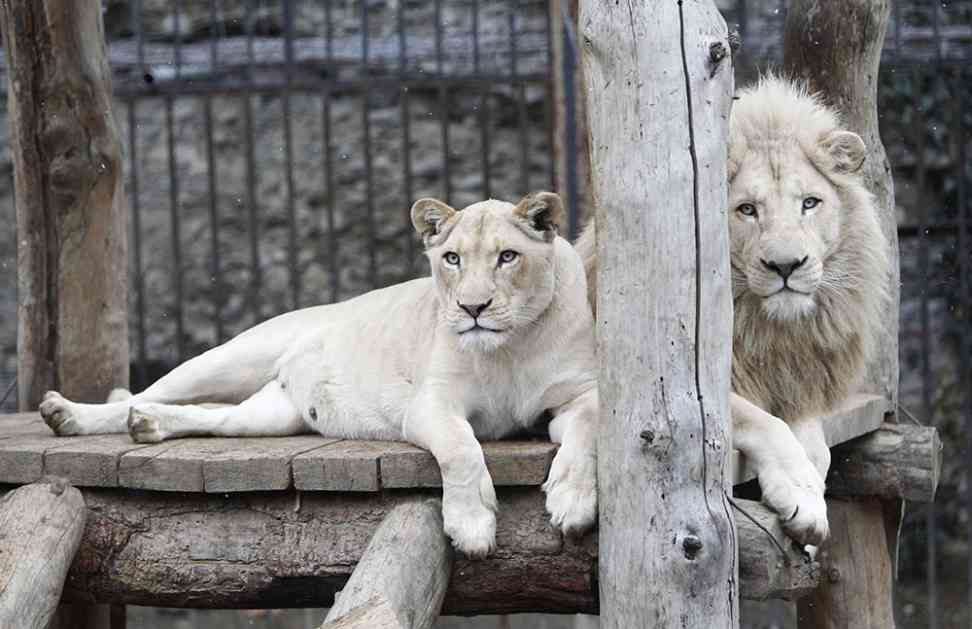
top-left (577, 77), bottom-right (888, 545)
top-left (40, 192), bottom-right (599, 557)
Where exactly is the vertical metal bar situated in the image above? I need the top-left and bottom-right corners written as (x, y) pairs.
top-left (398, 0), bottom-right (415, 276)
top-left (893, 0), bottom-right (901, 62)
top-left (127, 100), bottom-right (147, 388)
top-left (325, 0), bottom-right (334, 63)
top-left (173, 0), bottom-right (183, 79)
top-left (738, 0), bottom-right (748, 43)
top-left (322, 89), bottom-right (339, 303)
top-left (473, 0), bottom-right (491, 199)
top-left (559, 4), bottom-right (580, 240)
top-left (246, 0), bottom-right (255, 69)
top-left (209, 0), bottom-right (219, 71)
top-left (511, 10), bottom-right (530, 195)
top-left (243, 0), bottom-right (261, 323)
top-left (542, 0), bottom-right (555, 191)
top-left (361, 0), bottom-right (377, 287)
top-left (913, 66), bottom-right (937, 629)
top-left (958, 67), bottom-right (972, 627)
top-left (134, 0), bottom-right (145, 75)
top-left (932, 0), bottom-right (942, 62)
top-left (283, 0), bottom-right (300, 309)
top-left (165, 96), bottom-right (185, 363)
top-left (203, 96), bottom-right (223, 344)
top-left (435, 0), bottom-right (451, 203)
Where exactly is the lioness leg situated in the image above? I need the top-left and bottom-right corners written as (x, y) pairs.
top-left (543, 387), bottom-right (598, 535)
top-left (732, 392), bottom-right (829, 546)
top-left (40, 319), bottom-right (297, 436)
top-left (128, 380), bottom-right (305, 442)
top-left (405, 392), bottom-right (498, 559)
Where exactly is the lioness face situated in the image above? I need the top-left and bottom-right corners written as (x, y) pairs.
top-left (411, 192), bottom-right (564, 352)
top-left (728, 131), bottom-right (865, 321)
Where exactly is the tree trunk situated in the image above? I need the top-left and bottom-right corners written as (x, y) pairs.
top-left (321, 500), bottom-right (452, 629)
top-left (0, 0), bottom-right (129, 410)
top-left (783, 2), bottom-right (898, 628)
top-left (0, 479), bottom-right (87, 629)
top-left (581, 1), bottom-right (737, 626)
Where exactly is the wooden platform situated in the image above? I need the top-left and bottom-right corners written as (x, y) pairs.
top-left (0, 394), bottom-right (888, 493)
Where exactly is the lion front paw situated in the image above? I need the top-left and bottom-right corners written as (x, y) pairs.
top-left (542, 447), bottom-right (597, 536)
top-left (759, 458), bottom-right (829, 547)
top-left (127, 404), bottom-right (171, 443)
top-left (442, 471), bottom-right (498, 558)
top-left (39, 391), bottom-right (84, 436)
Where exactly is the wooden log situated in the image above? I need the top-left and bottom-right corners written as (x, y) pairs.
top-left (0, 478), bottom-right (86, 629)
top-left (581, 0), bottom-right (737, 626)
top-left (321, 500), bottom-right (452, 629)
top-left (11, 487), bottom-right (815, 612)
top-left (783, 2), bottom-right (899, 627)
top-left (827, 423), bottom-right (941, 502)
top-left (0, 0), bottom-right (129, 409)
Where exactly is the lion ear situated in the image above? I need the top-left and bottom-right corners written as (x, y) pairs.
top-left (411, 198), bottom-right (457, 244)
top-left (513, 192), bottom-right (564, 240)
top-left (821, 130), bottom-right (866, 174)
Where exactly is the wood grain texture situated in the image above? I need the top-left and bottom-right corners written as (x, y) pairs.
top-left (0, 486), bottom-right (817, 612)
top-left (0, 0), bottom-right (129, 410)
top-left (581, 0), bottom-right (737, 625)
top-left (827, 423), bottom-right (941, 502)
top-left (0, 479), bottom-right (87, 629)
top-left (321, 500), bottom-right (452, 629)
top-left (783, 2), bottom-right (899, 627)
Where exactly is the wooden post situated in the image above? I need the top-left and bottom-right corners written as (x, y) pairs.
top-left (0, 0), bottom-right (129, 410)
top-left (0, 479), bottom-right (86, 629)
top-left (320, 500), bottom-right (452, 629)
top-left (581, 1), bottom-right (737, 626)
top-left (782, 2), bottom-right (899, 628)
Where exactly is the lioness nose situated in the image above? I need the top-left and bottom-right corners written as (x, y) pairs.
top-left (458, 300), bottom-right (492, 318)
top-left (760, 256), bottom-right (808, 280)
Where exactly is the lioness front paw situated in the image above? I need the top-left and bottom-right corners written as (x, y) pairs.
top-left (759, 458), bottom-right (829, 546)
top-left (39, 391), bottom-right (83, 436)
top-left (442, 471), bottom-right (498, 558)
top-left (542, 447), bottom-right (597, 536)
top-left (127, 404), bottom-right (171, 443)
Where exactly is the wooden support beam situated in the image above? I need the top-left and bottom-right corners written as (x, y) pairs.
top-left (321, 500), bottom-right (452, 629)
top-left (783, 1), bottom-right (899, 628)
top-left (0, 0), bottom-right (129, 409)
top-left (0, 478), bottom-right (86, 629)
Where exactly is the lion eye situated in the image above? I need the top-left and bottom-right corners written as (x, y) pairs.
top-left (737, 203), bottom-right (757, 218)
top-left (802, 197), bottom-right (822, 212)
top-left (498, 250), bottom-right (519, 265)
top-left (443, 252), bottom-right (460, 266)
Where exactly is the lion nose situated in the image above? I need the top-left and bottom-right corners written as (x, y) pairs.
top-left (458, 300), bottom-right (492, 318)
top-left (760, 256), bottom-right (808, 280)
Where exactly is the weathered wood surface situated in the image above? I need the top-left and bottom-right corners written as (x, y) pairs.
top-left (827, 423), bottom-right (941, 502)
top-left (0, 479), bottom-right (87, 629)
top-left (783, 2), bottom-right (898, 628)
top-left (321, 500), bottom-right (452, 629)
top-left (582, 1), bottom-right (737, 626)
top-left (0, 0), bottom-right (129, 411)
top-left (0, 487), bottom-right (815, 612)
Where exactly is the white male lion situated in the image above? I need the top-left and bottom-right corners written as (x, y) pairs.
top-left (576, 77), bottom-right (888, 545)
top-left (40, 192), bottom-right (599, 557)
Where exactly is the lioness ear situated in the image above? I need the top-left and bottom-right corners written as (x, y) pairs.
top-left (411, 198), bottom-right (457, 244)
top-left (513, 191), bottom-right (564, 241)
top-left (821, 130), bottom-right (866, 174)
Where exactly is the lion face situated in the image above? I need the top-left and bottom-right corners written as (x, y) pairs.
top-left (729, 112), bottom-right (867, 321)
top-left (411, 192), bottom-right (564, 352)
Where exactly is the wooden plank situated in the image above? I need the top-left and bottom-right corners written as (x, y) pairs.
top-left (730, 394), bottom-right (888, 485)
top-left (44, 435), bottom-right (155, 488)
top-left (294, 440), bottom-right (400, 492)
top-left (321, 500), bottom-right (452, 629)
top-left (38, 486), bottom-right (814, 612)
top-left (118, 436), bottom-right (336, 492)
top-left (0, 479), bottom-right (86, 629)
top-left (735, 498), bottom-right (819, 601)
top-left (0, 412), bottom-right (51, 438)
top-left (0, 435), bottom-right (58, 484)
top-left (379, 441), bottom-right (558, 489)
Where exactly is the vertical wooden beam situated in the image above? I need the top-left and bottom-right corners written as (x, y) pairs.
top-left (581, 1), bottom-right (737, 626)
top-left (0, 0), bottom-right (129, 410)
top-left (783, 2), bottom-right (899, 628)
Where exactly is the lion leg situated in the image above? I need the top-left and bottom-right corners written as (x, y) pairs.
top-left (40, 320), bottom-right (296, 437)
top-left (128, 380), bottom-right (305, 443)
top-left (788, 416), bottom-right (831, 480)
top-left (732, 392), bottom-right (829, 546)
top-left (405, 391), bottom-right (497, 559)
top-left (543, 387), bottom-right (598, 536)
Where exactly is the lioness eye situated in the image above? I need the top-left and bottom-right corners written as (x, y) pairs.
top-left (499, 250), bottom-right (519, 265)
top-left (443, 252), bottom-right (460, 266)
top-left (802, 197), bottom-right (822, 212)
top-left (737, 203), bottom-right (757, 217)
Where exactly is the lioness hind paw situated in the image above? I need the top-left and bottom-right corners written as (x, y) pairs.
top-left (39, 391), bottom-right (83, 436)
top-left (127, 406), bottom-right (168, 443)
